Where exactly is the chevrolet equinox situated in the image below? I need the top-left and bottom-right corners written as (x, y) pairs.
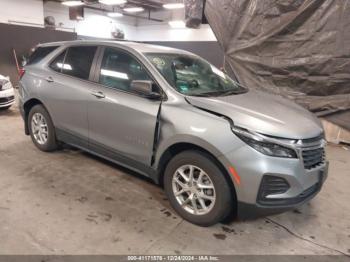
top-left (18, 41), bottom-right (328, 226)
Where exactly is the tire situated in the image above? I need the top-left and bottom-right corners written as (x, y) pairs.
top-left (164, 150), bottom-right (234, 226)
top-left (28, 104), bottom-right (58, 152)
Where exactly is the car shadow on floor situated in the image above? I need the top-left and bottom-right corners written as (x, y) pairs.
top-left (0, 107), bottom-right (18, 117)
top-left (58, 145), bottom-right (254, 225)
top-left (60, 143), bottom-right (175, 210)
top-left (59, 144), bottom-right (317, 227)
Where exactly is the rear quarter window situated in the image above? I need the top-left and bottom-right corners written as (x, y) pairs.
top-left (27, 46), bottom-right (59, 65)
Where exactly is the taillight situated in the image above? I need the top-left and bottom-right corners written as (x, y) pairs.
top-left (19, 68), bottom-right (25, 80)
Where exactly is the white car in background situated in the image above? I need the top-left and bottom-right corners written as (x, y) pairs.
top-left (0, 75), bottom-right (15, 110)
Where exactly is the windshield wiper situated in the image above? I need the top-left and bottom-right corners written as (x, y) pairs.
top-left (191, 91), bottom-right (226, 97)
top-left (216, 89), bottom-right (247, 96)
top-left (191, 89), bottom-right (246, 97)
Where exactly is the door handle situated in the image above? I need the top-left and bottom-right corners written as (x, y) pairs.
top-left (91, 91), bottom-right (105, 99)
top-left (46, 76), bottom-right (54, 83)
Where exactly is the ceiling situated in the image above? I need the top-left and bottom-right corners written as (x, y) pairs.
top-left (45, 0), bottom-right (185, 22)
top-left (48, 0), bottom-right (183, 11)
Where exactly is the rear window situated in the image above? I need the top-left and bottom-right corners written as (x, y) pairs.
top-left (27, 46), bottom-right (59, 65)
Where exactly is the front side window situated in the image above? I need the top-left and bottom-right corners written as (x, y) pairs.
top-left (99, 47), bottom-right (151, 92)
top-left (145, 53), bottom-right (247, 97)
top-left (50, 46), bottom-right (97, 80)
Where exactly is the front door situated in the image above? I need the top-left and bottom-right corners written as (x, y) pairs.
top-left (88, 47), bottom-right (161, 167)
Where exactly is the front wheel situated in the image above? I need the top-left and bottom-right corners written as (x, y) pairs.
top-left (164, 151), bottom-right (234, 226)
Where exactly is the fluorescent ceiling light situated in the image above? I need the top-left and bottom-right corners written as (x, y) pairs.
top-left (168, 20), bottom-right (186, 28)
top-left (107, 12), bottom-right (123, 17)
top-left (163, 3), bottom-right (185, 9)
top-left (62, 1), bottom-right (84, 6)
top-left (99, 0), bottom-right (127, 5)
top-left (123, 7), bottom-right (144, 13)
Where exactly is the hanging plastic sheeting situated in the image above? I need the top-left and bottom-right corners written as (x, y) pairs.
top-left (204, 0), bottom-right (350, 117)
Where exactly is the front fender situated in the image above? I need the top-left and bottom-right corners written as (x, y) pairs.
top-left (154, 134), bottom-right (225, 168)
top-left (154, 102), bottom-right (243, 169)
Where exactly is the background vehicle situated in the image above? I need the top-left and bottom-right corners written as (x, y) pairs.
top-left (18, 41), bottom-right (328, 226)
top-left (0, 75), bottom-right (15, 110)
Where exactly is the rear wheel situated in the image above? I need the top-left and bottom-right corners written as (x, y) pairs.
top-left (28, 104), bottom-right (58, 152)
top-left (164, 150), bottom-right (234, 226)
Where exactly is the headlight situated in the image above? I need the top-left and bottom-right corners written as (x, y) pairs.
top-left (1, 83), bottom-right (12, 90)
top-left (232, 126), bottom-right (297, 158)
top-left (0, 79), bottom-right (12, 90)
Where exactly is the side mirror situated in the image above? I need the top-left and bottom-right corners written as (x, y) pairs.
top-left (130, 80), bottom-right (162, 100)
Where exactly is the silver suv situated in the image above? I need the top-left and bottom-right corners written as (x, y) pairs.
top-left (19, 41), bottom-right (328, 226)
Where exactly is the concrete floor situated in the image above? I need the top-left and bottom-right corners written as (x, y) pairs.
top-left (0, 105), bottom-right (349, 255)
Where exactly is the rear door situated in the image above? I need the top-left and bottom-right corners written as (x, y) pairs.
top-left (87, 46), bottom-right (162, 167)
top-left (40, 45), bottom-right (99, 148)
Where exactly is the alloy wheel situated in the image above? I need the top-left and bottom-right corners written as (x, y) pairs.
top-left (172, 165), bottom-right (216, 215)
top-left (31, 112), bottom-right (48, 145)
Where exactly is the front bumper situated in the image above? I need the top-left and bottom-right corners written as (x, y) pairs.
top-left (218, 142), bottom-right (328, 219)
top-left (237, 162), bottom-right (328, 219)
top-left (0, 88), bottom-right (15, 107)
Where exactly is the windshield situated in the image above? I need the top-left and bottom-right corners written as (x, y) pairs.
top-left (145, 53), bottom-right (247, 97)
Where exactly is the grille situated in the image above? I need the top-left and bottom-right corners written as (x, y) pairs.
top-left (0, 96), bottom-right (14, 104)
top-left (301, 134), bottom-right (324, 144)
top-left (302, 148), bottom-right (325, 169)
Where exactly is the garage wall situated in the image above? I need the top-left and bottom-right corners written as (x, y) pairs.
top-left (42, 2), bottom-right (215, 42)
top-left (133, 24), bottom-right (216, 42)
top-left (43, 1), bottom-right (77, 31)
top-left (75, 9), bottom-right (137, 39)
top-left (44, 1), bottom-right (137, 39)
top-left (44, 3), bottom-right (222, 66)
top-left (0, 1), bottom-right (222, 84)
top-left (0, 0), bottom-right (44, 25)
top-left (133, 22), bottom-right (223, 67)
top-left (0, 23), bottom-right (77, 85)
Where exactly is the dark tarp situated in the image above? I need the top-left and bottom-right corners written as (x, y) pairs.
top-left (202, 0), bottom-right (350, 122)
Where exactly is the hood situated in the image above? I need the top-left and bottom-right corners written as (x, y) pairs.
top-left (186, 90), bottom-right (323, 139)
